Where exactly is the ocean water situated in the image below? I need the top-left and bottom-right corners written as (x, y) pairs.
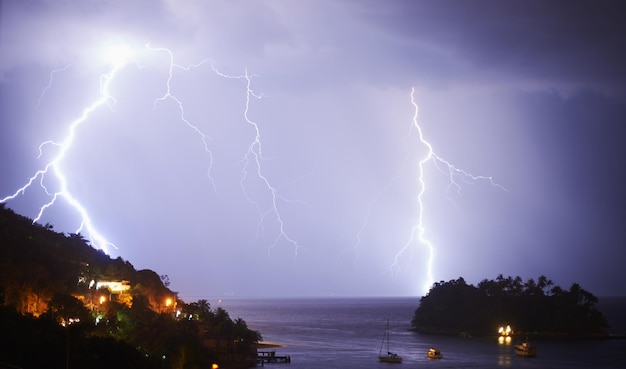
top-left (218, 297), bottom-right (626, 369)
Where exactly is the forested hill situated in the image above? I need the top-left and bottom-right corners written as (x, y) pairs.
top-left (0, 204), bottom-right (261, 369)
top-left (412, 276), bottom-right (609, 338)
top-left (0, 204), bottom-right (175, 315)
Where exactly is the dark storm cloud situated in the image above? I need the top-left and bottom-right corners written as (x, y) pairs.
top-left (360, 0), bottom-right (626, 96)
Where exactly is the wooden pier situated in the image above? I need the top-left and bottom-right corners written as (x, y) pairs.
top-left (257, 350), bottom-right (291, 365)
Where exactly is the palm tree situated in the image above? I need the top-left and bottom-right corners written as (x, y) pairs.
top-left (537, 275), bottom-right (553, 295)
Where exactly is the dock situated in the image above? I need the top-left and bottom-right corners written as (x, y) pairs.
top-left (257, 350), bottom-right (291, 365)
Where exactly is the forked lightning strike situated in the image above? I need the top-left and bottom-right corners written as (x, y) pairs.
top-left (150, 45), bottom-right (302, 256)
top-left (147, 44), bottom-right (217, 192)
top-left (399, 88), bottom-right (506, 294)
top-left (355, 88), bottom-right (506, 294)
top-left (237, 70), bottom-right (303, 256)
top-left (36, 64), bottom-right (72, 110)
top-left (0, 58), bottom-right (125, 252)
top-left (1, 44), bottom-right (300, 256)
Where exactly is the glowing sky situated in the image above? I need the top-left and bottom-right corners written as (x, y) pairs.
top-left (1, 0), bottom-right (625, 298)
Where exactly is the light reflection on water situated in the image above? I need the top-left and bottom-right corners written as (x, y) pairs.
top-left (218, 297), bottom-right (626, 369)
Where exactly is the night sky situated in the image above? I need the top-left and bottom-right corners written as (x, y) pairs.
top-left (1, 0), bottom-right (625, 298)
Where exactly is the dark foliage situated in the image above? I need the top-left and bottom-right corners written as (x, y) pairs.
top-left (0, 305), bottom-right (160, 369)
top-left (412, 275), bottom-right (609, 338)
top-left (0, 204), bottom-right (261, 369)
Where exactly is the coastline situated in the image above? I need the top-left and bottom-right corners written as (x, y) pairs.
top-left (413, 330), bottom-right (624, 341)
top-left (254, 341), bottom-right (283, 349)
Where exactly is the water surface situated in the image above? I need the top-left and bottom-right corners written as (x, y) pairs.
top-left (218, 297), bottom-right (625, 369)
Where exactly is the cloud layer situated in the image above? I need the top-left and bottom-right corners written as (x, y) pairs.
top-left (1, 0), bottom-right (625, 297)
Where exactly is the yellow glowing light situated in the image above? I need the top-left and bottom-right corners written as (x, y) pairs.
top-left (498, 336), bottom-right (512, 345)
top-left (99, 295), bottom-right (106, 304)
top-left (165, 298), bottom-right (173, 307)
top-left (212, 364), bottom-right (219, 369)
top-left (498, 325), bottom-right (512, 336)
top-left (96, 280), bottom-right (130, 293)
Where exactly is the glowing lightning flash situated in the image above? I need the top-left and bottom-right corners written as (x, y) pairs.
top-left (36, 64), bottom-right (72, 110)
top-left (232, 70), bottom-right (303, 255)
top-left (2, 43), bottom-right (300, 257)
top-left (0, 50), bottom-right (131, 252)
top-left (146, 44), bottom-right (217, 192)
top-left (147, 45), bottom-right (302, 257)
top-left (392, 88), bottom-right (506, 295)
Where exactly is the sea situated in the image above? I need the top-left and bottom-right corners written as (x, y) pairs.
top-left (217, 296), bottom-right (626, 369)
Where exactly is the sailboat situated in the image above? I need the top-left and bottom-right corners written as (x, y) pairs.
top-left (514, 337), bottom-right (537, 357)
top-left (378, 320), bottom-right (403, 363)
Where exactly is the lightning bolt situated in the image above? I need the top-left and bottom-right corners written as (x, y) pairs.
top-left (2, 43), bottom-right (301, 257)
top-left (400, 87), bottom-right (507, 294)
top-left (148, 45), bottom-right (302, 256)
top-left (36, 64), bottom-right (72, 110)
top-left (237, 70), bottom-right (303, 256)
top-left (146, 44), bottom-right (217, 192)
top-left (353, 88), bottom-right (506, 294)
top-left (0, 56), bottom-right (126, 252)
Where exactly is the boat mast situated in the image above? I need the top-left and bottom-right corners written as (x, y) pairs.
top-left (387, 319), bottom-right (389, 353)
top-left (379, 319), bottom-right (391, 355)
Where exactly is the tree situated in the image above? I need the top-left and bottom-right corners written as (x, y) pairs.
top-left (187, 299), bottom-right (213, 321)
top-left (0, 204), bottom-right (262, 368)
top-left (537, 275), bottom-right (553, 294)
top-left (44, 292), bottom-right (93, 328)
top-left (412, 275), bottom-right (609, 337)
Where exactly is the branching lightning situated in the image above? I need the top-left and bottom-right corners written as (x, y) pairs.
top-left (147, 44), bottom-right (217, 192)
top-left (1, 57), bottom-right (126, 252)
top-left (149, 45), bottom-right (302, 256)
top-left (1, 43), bottom-right (300, 256)
top-left (236, 70), bottom-right (303, 256)
top-left (402, 88), bottom-right (507, 294)
top-left (355, 88), bottom-right (506, 295)
top-left (1, 43), bottom-right (503, 289)
top-left (36, 64), bottom-right (72, 110)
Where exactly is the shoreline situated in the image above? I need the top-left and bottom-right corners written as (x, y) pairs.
top-left (414, 330), bottom-right (625, 340)
top-left (254, 341), bottom-right (284, 349)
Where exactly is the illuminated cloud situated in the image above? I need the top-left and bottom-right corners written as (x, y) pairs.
top-left (1, 0), bottom-right (625, 297)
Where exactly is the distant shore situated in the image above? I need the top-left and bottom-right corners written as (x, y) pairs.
top-left (414, 329), bottom-right (625, 340)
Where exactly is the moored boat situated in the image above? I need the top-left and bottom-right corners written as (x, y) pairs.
top-left (378, 320), bottom-right (402, 363)
top-left (379, 351), bottom-right (403, 363)
top-left (426, 347), bottom-right (443, 359)
top-left (514, 340), bottom-right (537, 357)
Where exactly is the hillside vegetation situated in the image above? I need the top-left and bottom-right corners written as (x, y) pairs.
top-left (0, 204), bottom-right (260, 369)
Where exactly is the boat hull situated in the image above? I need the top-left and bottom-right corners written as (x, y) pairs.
top-left (378, 320), bottom-right (402, 363)
top-left (427, 348), bottom-right (443, 359)
top-left (379, 355), bottom-right (403, 363)
top-left (514, 343), bottom-right (537, 357)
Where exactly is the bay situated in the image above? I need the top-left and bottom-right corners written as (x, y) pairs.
top-left (217, 297), bottom-right (626, 369)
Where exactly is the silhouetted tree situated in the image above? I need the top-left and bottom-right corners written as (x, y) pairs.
top-left (0, 205), bottom-right (262, 369)
top-left (413, 275), bottom-right (608, 337)
top-left (44, 292), bottom-right (93, 328)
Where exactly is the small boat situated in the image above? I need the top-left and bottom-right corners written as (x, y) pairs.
top-left (426, 347), bottom-right (443, 359)
top-left (514, 340), bottom-right (537, 357)
top-left (378, 320), bottom-right (402, 363)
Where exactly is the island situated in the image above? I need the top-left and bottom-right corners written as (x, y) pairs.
top-left (411, 276), bottom-right (609, 338)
